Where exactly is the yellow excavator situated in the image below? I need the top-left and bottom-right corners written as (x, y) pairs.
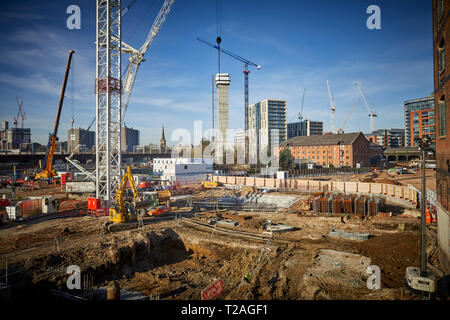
top-left (35, 50), bottom-right (74, 180)
top-left (109, 166), bottom-right (142, 223)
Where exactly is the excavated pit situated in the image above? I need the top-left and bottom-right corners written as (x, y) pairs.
top-left (4, 228), bottom-right (268, 300)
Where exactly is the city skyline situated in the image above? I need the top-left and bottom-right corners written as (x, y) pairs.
top-left (0, 0), bottom-right (433, 146)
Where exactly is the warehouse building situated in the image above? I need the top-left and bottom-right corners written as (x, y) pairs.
top-left (433, 0), bottom-right (450, 273)
top-left (279, 132), bottom-right (371, 168)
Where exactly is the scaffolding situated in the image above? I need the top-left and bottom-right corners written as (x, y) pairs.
top-left (96, 0), bottom-right (122, 203)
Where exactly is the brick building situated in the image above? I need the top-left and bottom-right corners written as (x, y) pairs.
top-left (279, 132), bottom-right (371, 168)
top-left (433, 0), bottom-right (450, 273)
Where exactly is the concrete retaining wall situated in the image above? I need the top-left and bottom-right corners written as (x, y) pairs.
top-left (212, 176), bottom-right (418, 207)
top-left (436, 203), bottom-right (450, 274)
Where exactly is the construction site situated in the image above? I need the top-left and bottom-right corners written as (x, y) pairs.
top-left (0, 166), bottom-right (446, 300)
top-left (0, 0), bottom-right (448, 304)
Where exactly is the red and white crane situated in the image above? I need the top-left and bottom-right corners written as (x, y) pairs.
top-left (13, 97), bottom-right (26, 128)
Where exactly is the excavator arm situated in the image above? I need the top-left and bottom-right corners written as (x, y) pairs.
top-left (110, 166), bottom-right (141, 223)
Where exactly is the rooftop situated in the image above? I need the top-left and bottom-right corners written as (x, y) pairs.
top-left (281, 132), bottom-right (362, 147)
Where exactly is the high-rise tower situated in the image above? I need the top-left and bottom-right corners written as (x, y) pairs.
top-left (215, 73), bottom-right (230, 154)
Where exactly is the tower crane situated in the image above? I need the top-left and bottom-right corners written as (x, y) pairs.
top-left (196, 37), bottom-right (261, 130)
top-left (355, 82), bottom-right (377, 133)
top-left (326, 80), bottom-right (337, 133)
top-left (13, 97), bottom-right (25, 129)
top-left (298, 89), bottom-right (306, 121)
top-left (337, 98), bottom-right (360, 134)
top-left (120, 0), bottom-right (175, 122)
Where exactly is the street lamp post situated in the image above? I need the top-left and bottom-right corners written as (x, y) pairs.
top-left (405, 136), bottom-right (436, 297)
top-left (419, 138), bottom-right (429, 276)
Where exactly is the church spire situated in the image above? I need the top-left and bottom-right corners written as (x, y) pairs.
top-left (160, 125), bottom-right (166, 153)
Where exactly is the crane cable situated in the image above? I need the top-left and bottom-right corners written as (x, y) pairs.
top-left (216, 0), bottom-right (222, 75)
top-left (70, 53), bottom-right (75, 130)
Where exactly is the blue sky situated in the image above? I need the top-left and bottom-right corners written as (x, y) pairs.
top-left (0, 0), bottom-right (433, 146)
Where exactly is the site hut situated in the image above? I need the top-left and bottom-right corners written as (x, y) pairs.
top-left (152, 158), bottom-right (213, 185)
top-left (278, 132), bottom-right (372, 168)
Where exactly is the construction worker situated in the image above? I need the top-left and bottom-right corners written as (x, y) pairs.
top-left (425, 203), bottom-right (431, 224)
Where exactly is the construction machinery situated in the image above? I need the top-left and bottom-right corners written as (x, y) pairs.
top-left (95, 0), bottom-right (174, 203)
top-left (326, 80), bottom-right (337, 133)
top-left (337, 98), bottom-right (360, 134)
top-left (202, 181), bottom-right (221, 189)
top-left (196, 37), bottom-right (261, 130)
top-left (35, 50), bottom-right (74, 180)
top-left (109, 166), bottom-right (143, 223)
top-left (355, 82), bottom-right (378, 133)
top-left (143, 190), bottom-right (171, 216)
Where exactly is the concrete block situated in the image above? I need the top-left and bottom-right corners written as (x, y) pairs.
top-left (329, 229), bottom-right (369, 241)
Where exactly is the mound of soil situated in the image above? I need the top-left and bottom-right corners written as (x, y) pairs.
top-left (355, 233), bottom-right (420, 288)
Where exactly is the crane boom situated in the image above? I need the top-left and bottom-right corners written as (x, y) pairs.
top-left (121, 0), bottom-right (175, 121)
top-left (36, 50), bottom-right (74, 180)
top-left (196, 37), bottom-right (260, 68)
top-left (298, 89), bottom-right (306, 120)
top-left (196, 37), bottom-right (260, 130)
top-left (139, 0), bottom-right (174, 54)
top-left (326, 80), bottom-right (336, 133)
top-left (338, 98), bottom-right (360, 134)
top-left (355, 82), bottom-right (377, 132)
top-left (355, 82), bottom-right (373, 115)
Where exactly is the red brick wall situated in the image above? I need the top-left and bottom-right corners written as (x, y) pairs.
top-left (352, 133), bottom-right (371, 167)
top-left (434, 0), bottom-right (450, 210)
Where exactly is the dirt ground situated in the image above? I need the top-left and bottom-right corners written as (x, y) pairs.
top-left (0, 185), bottom-right (444, 300)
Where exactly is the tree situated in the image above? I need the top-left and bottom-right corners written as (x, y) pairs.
top-left (279, 148), bottom-right (294, 171)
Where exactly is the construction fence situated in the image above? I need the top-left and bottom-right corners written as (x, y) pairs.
top-left (211, 175), bottom-right (418, 207)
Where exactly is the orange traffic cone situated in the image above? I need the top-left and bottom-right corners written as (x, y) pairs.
top-left (425, 205), bottom-right (431, 224)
